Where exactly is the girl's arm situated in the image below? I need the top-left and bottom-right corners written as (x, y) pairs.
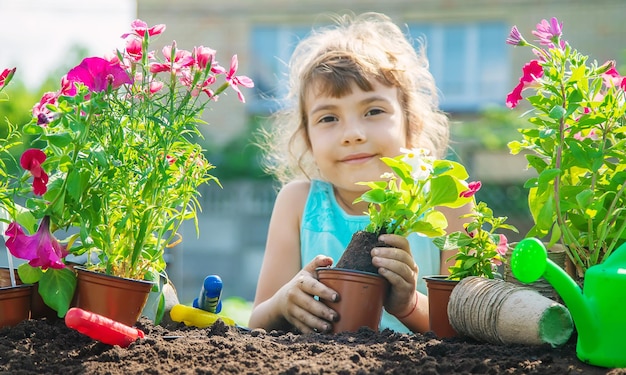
top-left (248, 180), bottom-right (337, 333)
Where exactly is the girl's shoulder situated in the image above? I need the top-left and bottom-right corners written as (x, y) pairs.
top-left (273, 179), bottom-right (312, 212)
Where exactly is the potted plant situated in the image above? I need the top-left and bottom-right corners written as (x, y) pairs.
top-left (0, 67), bottom-right (35, 329)
top-left (317, 147), bottom-right (473, 333)
top-left (429, 183), bottom-right (517, 337)
top-left (2, 20), bottom-right (253, 325)
top-left (505, 17), bottom-right (626, 279)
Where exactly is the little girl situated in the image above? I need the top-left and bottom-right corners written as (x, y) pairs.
top-left (248, 12), bottom-right (470, 334)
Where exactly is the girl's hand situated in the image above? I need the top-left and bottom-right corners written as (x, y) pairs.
top-left (371, 234), bottom-right (419, 316)
top-left (274, 255), bottom-right (339, 334)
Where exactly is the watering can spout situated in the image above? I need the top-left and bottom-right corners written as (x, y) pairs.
top-left (510, 238), bottom-right (597, 347)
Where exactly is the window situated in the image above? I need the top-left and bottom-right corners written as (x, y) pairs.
top-left (250, 21), bottom-right (509, 114)
top-left (407, 22), bottom-right (509, 112)
top-left (248, 25), bottom-right (310, 114)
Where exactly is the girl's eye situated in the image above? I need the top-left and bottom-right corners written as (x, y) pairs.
top-left (366, 108), bottom-right (385, 116)
top-left (318, 115), bottom-right (337, 124)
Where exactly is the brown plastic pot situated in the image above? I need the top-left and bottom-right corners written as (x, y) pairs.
top-left (424, 275), bottom-right (459, 338)
top-left (74, 266), bottom-right (154, 327)
top-left (0, 284), bottom-right (33, 328)
top-left (317, 268), bottom-right (389, 333)
top-left (1, 267), bottom-right (59, 319)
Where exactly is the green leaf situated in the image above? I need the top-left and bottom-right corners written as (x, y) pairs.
top-left (17, 263), bottom-right (43, 284)
top-left (22, 123), bottom-right (44, 135)
top-left (360, 189), bottom-right (389, 204)
top-left (38, 267), bottom-right (77, 318)
top-left (46, 133), bottom-right (73, 148)
top-left (548, 105), bottom-right (566, 120)
top-left (428, 175), bottom-right (460, 207)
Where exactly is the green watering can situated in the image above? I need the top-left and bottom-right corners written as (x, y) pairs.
top-left (510, 238), bottom-right (626, 369)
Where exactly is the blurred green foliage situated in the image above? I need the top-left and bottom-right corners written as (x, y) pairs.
top-left (450, 106), bottom-right (530, 151)
top-left (206, 116), bottom-right (270, 181)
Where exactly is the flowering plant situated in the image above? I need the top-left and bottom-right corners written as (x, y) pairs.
top-left (355, 148), bottom-right (472, 237)
top-left (506, 17), bottom-right (626, 276)
top-left (433, 183), bottom-right (518, 280)
top-left (0, 67), bottom-right (19, 232)
top-left (3, 20), bottom-right (253, 316)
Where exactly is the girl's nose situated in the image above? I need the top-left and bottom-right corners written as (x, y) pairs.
top-left (341, 120), bottom-right (366, 144)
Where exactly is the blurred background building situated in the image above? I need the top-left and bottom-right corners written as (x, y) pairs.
top-left (1, 0), bottom-right (625, 305)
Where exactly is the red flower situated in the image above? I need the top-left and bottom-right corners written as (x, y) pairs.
top-left (65, 57), bottom-right (133, 94)
top-left (20, 148), bottom-right (48, 196)
top-left (460, 181), bottom-right (482, 198)
top-left (506, 60), bottom-right (544, 108)
top-left (0, 67), bottom-right (16, 89)
top-left (5, 216), bottom-right (68, 270)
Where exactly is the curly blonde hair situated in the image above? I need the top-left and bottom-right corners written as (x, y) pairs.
top-left (259, 12), bottom-right (449, 185)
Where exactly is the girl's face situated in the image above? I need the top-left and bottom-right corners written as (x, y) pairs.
top-left (305, 79), bottom-right (407, 196)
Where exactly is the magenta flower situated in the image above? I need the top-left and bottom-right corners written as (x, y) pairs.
top-left (5, 217), bottom-right (68, 270)
top-left (532, 17), bottom-right (562, 47)
top-left (603, 65), bottom-right (626, 90)
top-left (225, 55), bottom-right (254, 103)
top-left (460, 181), bottom-right (482, 198)
top-left (0, 67), bottom-right (16, 90)
top-left (506, 60), bottom-right (544, 108)
top-left (20, 148), bottom-right (48, 196)
top-left (65, 57), bottom-right (133, 94)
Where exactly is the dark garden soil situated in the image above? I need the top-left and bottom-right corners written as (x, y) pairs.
top-left (336, 230), bottom-right (388, 274)
top-left (1, 317), bottom-right (624, 375)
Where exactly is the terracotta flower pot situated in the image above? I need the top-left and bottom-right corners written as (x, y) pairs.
top-left (0, 284), bottom-right (33, 328)
top-left (1, 267), bottom-right (59, 320)
top-left (424, 275), bottom-right (459, 338)
top-left (317, 268), bottom-right (389, 333)
top-left (74, 267), bottom-right (154, 327)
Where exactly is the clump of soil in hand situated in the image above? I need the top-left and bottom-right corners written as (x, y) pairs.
top-left (335, 230), bottom-right (389, 274)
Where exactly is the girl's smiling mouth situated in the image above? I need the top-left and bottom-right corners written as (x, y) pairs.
top-left (340, 153), bottom-right (376, 164)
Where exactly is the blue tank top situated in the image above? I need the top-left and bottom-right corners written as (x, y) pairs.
top-left (300, 179), bottom-right (440, 333)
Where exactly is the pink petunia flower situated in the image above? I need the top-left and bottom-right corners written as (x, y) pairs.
top-left (225, 55), bottom-right (254, 103)
top-left (602, 65), bottom-right (626, 90)
top-left (65, 57), bottom-right (133, 94)
top-left (20, 148), bottom-right (48, 196)
top-left (496, 234), bottom-right (508, 256)
top-left (5, 216), bottom-right (68, 270)
top-left (506, 60), bottom-right (544, 108)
